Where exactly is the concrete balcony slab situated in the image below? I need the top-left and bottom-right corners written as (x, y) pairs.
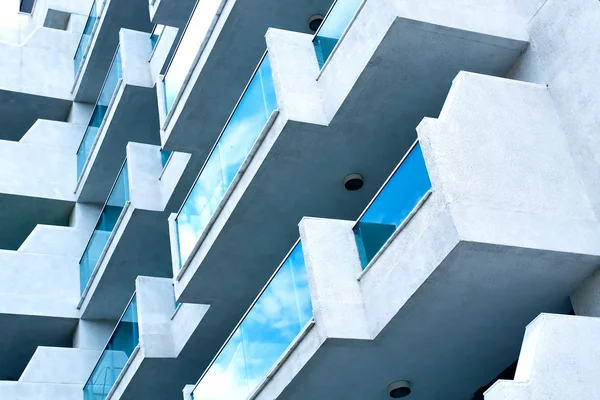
top-left (73, 0), bottom-right (152, 103)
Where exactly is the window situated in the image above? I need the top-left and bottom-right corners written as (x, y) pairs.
top-left (19, 0), bottom-right (36, 14)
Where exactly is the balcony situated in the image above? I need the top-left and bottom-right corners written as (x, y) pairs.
top-left (72, 0), bottom-right (152, 103)
top-left (165, 5), bottom-right (530, 380)
top-left (0, 120), bottom-right (88, 250)
top-left (84, 277), bottom-right (206, 399)
top-left (157, 0), bottom-right (333, 153)
top-left (190, 242), bottom-right (311, 399)
top-left (0, 27), bottom-right (81, 141)
top-left (0, 203), bottom-right (100, 381)
top-left (0, 346), bottom-right (102, 399)
top-left (79, 142), bottom-right (191, 320)
top-left (75, 29), bottom-right (161, 204)
top-left (247, 72), bottom-right (600, 399)
top-left (173, 52), bottom-right (277, 269)
top-left (83, 294), bottom-right (139, 400)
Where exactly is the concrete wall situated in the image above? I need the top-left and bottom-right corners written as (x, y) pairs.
top-left (120, 28), bottom-right (154, 88)
top-left (18, 202), bottom-right (101, 258)
top-left (0, 138), bottom-right (76, 201)
top-left (508, 0), bottom-right (600, 221)
top-left (73, 319), bottom-right (115, 350)
top-left (485, 314), bottom-right (600, 400)
top-left (0, 381), bottom-right (82, 400)
top-left (19, 346), bottom-right (101, 384)
top-left (0, 251), bottom-right (79, 317)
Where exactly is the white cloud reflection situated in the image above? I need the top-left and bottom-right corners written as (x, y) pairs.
top-left (193, 244), bottom-right (312, 400)
top-left (176, 56), bottom-right (277, 266)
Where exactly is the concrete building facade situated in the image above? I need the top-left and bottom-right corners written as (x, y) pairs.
top-left (0, 0), bottom-right (599, 399)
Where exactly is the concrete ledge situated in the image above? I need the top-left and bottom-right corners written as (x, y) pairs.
top-left (485, 314), bottom-right (600, 400)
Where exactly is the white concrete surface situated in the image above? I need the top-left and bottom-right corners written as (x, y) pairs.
top-left (253, 71), bottom-right (600, 400)
top-left (20, 346), bottom-right (101, 384)
top-left (485, 314), bottom-right (600, 400)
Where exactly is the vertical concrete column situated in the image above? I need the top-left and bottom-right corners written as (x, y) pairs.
top-left (126, 142), bottom-right (163, 210)
top-left (119, 28), bottom-right (154, 87)
top-left (299, 217), bottom-right (371, 340)
top-left (265, 28), bottom-right (329, 125)
top-left (136, 276), bottom-right (176, 357)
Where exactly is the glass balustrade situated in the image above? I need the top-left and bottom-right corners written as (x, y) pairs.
top-left (79, 161), bottom-right (130, 294)
top-left (354, 142), bottom-right (431, 269)
top-left (192, 243), bottom-right (311, 400)
top-left (162, 0), bottom-right (222, 115)
top-left (151, 24), bottom-right (165, 50)
top-left (175, 53), bottom-right (276, 268)
top-left (160, 149), bottom-right (172, 168)
top-left (74, 0), bottom-right (99, 76)
top-left (313, 0), bottom-right (363, 68)
top-left (77, 46), bottom-right (123, 179)
top-left (83, 295), bottom-right (139, 400)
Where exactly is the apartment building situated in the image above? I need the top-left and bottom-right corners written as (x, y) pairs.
top-left (0, 0), bottom-right (599, 399)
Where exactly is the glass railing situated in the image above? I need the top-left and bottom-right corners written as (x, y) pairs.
top-left (191, 242), bottom-right (311, 399)
top-left (79, 161), bottom-right (130, 294)
top-left (77, 46), bottom-right (123, 179)
top-left (83, 295), bottom-right (139, 400)
top-left (175, 53), bottom-right (276, 268)
top-left (354, 142), bottom-right (431, 269)
top-left (74, 0), bottom-right (99, 76)
top-left (313, 0), bottom-right (363, 68)
top-left (162, 0), bottom-right (222, 115)
top-left (160, 149), bottom-right (172, 168)
top-left (151, 24), bottom-right (165, 50)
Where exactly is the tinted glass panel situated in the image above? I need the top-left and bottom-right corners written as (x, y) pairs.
top-left (74, 1), bottom-right (98, 75)
top-left (175, 54), bottom-right (276, 268)
top-left (313, 0), bottom-right (363, 68)
top-left (192, 244), bottom-right (311, 399)
top-left (77, 47), bottom-right (122, 178)
top-left (353, 143), bottom-right (431, 269)
top-left (79, 162), bottom-right (129, 293)
top-left (83, 296), bottom-right (139, 400)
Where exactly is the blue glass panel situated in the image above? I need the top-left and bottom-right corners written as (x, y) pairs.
top-left (192, 243), bottom-right (311, 399)
top-left (83, 296), bottom-right (139, 400)
top-left (313, 0), bottom-right (363, 68)
top-left (160, 150), bottom-right (172, 168)
top-left (74, 0), bottom-right (98, 76)
top-left (79, 162), bottom-right (129, 294)
top-left (353, 143), bottom-right (431, 269)
top-left (76, 47), bottom-right (122, 178)
top-left (175, 54), bottom-right (276, 268)
top-left (162, 0), bottom-right (223, 114)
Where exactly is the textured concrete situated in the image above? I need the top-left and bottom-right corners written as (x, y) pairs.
top-left (73, 0), bottom-right (152, 103)
top-left (485, 314), bottom-right (600, 400)
top-left (516, 0), bottom-right (600, 222)
top-left (76, 29), bottom-right (161, 204)
top-left (80, 143), bottom-right (190, 320)
top-left (253, 72), bottom-right (600, 399)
